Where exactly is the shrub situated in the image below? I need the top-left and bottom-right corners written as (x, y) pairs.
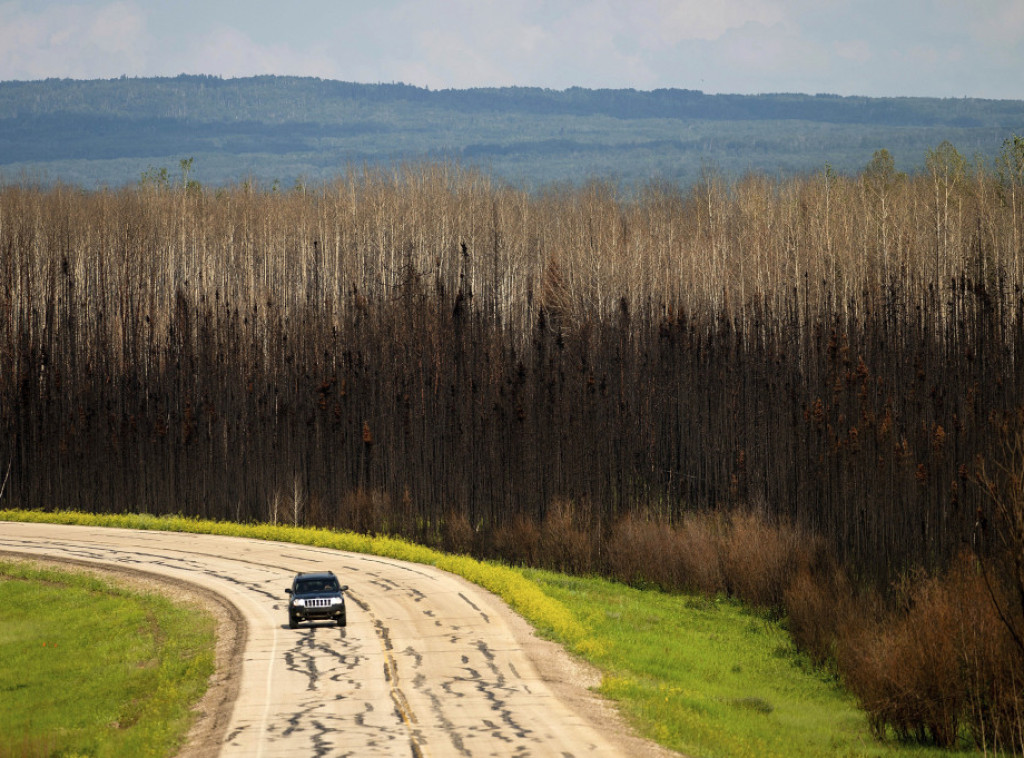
top-left (720, 511), bottom-right (821, 613)
top-left (837, 553), bottom-right (1024, 751)
top-left (674, 512), bottom-right (728, 596)
top-left (604, 513), bottom-right (671, 588)
top-left (784, 567), bottom-right (852, 668)
top-left (538, 499), bottom-right (594, 574)
top-left (335, 489), bottom-right (388, 534)
top-left (492, 514), bottom-right (541, 567)
top-left (952, 557), bottom-right (1024, 753)
top-left (441, 509), bottom-right (475, 555)
top-left (603, 511), bottom-right (726, 595)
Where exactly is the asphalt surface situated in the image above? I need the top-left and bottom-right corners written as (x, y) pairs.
top-left (0, 522), bottom-right (673, 758)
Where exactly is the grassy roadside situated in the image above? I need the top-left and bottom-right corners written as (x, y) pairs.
top-left (0, 558), bottom-right (215, 758)
top-left (0, 510), bottom-right (987, 757)
top-left (527, 569), bottom-right (987, 758)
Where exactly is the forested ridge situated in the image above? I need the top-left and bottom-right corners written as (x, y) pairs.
top-left (4, 75), bottom-right (1019, 125)
top-left (2, 75), bottom-right (1022, 188)
top-left (4, 135), bottom-right (1024, 749)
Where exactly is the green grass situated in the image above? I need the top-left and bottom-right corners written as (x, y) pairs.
top-left (0, 509), bottom-right (993, 757)
top-left (524, 570), bottom-right (988, 758)
top-left (0, 558), bottom-right (215, 758)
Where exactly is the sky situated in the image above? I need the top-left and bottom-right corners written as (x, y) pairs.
top-left (0, 0), bottom-right (1021, 100)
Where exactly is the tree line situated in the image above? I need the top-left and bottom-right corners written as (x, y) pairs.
top-left (2, 143), bottom-right (1023, 582)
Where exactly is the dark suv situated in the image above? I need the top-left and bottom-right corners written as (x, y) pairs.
top-left (285, 571), bottom-right (348, 628)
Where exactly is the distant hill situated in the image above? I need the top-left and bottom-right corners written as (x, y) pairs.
top-left (1, 75), bottom-right (1021, 189)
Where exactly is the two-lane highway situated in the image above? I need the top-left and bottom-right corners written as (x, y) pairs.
top-left (0, 522), bottom-right (676, 757)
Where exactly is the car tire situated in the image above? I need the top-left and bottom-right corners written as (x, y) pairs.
top-left (338, 615), bottom-right (346, 627)
top-left (289, 613), bottom-right (298, 629)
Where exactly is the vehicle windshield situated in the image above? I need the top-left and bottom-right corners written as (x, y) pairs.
top-left (297, 578), bottom-right (339, 594)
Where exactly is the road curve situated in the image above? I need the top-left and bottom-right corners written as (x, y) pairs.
top-left (0, 522), bottom-right (676, 758)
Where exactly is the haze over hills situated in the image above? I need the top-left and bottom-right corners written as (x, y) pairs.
top-left (1, 75), bottom-right (1021, 189)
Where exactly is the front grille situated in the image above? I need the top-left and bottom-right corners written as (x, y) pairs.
top-left (305, 597), bottom-right (333, 609)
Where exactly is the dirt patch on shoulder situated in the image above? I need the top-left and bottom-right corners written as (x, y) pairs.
top-left (0, 551), bottom-right (246, 758)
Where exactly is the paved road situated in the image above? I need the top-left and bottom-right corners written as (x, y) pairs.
top-left (1, 522), bottom-right (671, 758)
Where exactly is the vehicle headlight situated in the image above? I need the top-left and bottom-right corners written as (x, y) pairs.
top-left (331, 597), bottom-right (342, 605)
top-left (291, 598), bottom-right (305, 607)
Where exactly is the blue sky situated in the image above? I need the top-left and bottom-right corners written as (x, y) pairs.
top-left (1, 0), bottom-right (1021, 99)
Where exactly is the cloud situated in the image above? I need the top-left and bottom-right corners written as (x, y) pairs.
top-left (369, 0), bottom-right (787, 90)
top-left (834, 39), bottom-right (871, 64)
top-left (967, 0), bottom-right (1024, 46)
top-left (89, 2), bottom-right (146, 56)
top-left (632, 0), bottom-right (785, 44)
top-left (0, 0), bottom-right (346, 81)
top-left (0, 1), bottom-right (150, 79)
top-left (178, 27), bottom-right (341, 79)
top-left (323, 0), bottom-right (1018, 96)
top-left (364, 1), bottom-right (563, 87)
top-left (0, 0), bottom-right (1019, 99)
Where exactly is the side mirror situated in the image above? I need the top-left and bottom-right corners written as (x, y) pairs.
top-left (340, 585), bottom-right (349, 592)
top-left (285, 588), bottom-right (292, 594)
